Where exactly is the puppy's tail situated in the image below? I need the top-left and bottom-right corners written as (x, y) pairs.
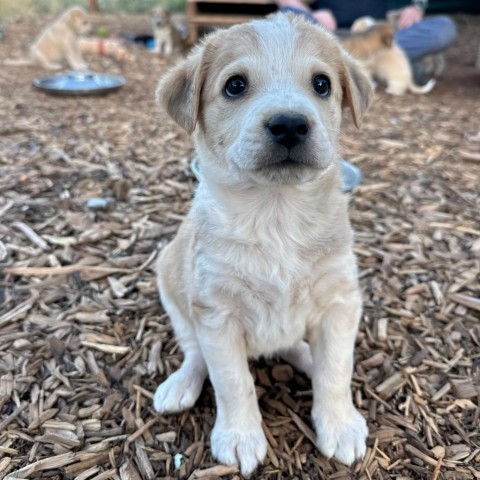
top-left (408, 78), bottom-right (436, 94)
top-left (3, 58), bottom-right (33, 66)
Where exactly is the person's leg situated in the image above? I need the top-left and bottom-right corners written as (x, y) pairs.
top-left (395, 16), bottom-right (457, 61)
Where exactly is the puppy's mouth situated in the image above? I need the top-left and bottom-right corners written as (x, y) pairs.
top-left (276, 157), bottom-right (302, 167)
top-left (255, 154), bottom-right (317, 171)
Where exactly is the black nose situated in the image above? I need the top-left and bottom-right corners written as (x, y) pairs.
top-left (266, 113), bottom-right (310, 148)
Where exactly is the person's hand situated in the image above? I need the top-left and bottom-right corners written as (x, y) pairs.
top-left (397, 6), bottom-right (424, 29)
top-left (312, 9), bottom-right (337, 31)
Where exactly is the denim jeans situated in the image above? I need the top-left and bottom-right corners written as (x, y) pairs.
top-left (395, 16), bottom-right (457, 60)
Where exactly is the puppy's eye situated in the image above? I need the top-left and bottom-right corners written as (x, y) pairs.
top-left (312, 74), bottom-right (331, 97)
top-left (225, 75), bottom-right (248, 97)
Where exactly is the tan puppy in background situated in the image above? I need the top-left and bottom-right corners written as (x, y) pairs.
top-left (153, 13), bottom-right (373, 475)
top-left (351, 16), bottom-right (435, 95)
top-left (151, 6), bottom-right (184, 56)
top-left (6, 6), bottom-right (91, 69)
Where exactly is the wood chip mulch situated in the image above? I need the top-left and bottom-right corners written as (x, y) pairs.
top-left (0, 12), bottom-right (479, 480)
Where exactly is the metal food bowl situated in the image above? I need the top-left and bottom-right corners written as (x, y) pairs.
top-left (33, 71), bottom-right (125, 96)
top-left (190, 158), bottom-right (362, 192)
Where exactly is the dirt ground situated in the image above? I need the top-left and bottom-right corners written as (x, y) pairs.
top-left (0, 11), bottom-right (479, 480)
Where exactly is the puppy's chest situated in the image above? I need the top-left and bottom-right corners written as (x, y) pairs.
top-left (199, 242), bottom-right (315, 356)
top-left (195, 197), bottom-right (344, 356)
top-left (243, 276), bottom-right (312, 358)
top-left (155, 27), bottom-right (173, 42)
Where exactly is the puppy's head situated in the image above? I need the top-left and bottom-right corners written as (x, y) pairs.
top-left (342, 21), bottom-right (395, 58)
top-left (152, 6), bottom-right (171, 28)
top-left (66, 7), bottom-right (92, 35)
top-left (158, 13), bottom-right (373, 186)
top-left (351, 16), bottom-right (376, 33)
top-left (376, 22), bottom-right (395, 48)
top-left (351, 17), bottom-right (394, 48)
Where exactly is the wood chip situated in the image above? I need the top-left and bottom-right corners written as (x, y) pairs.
top-left (448, 293), bottom-right (480, 312)
top-left (376, 373), bottom-right (406, 399)
top-left (188, 465), bottom-right (239, 479)
top-left (119, 460), bottom-right (142, 480)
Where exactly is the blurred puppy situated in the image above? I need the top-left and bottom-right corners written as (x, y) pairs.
top-left (30, 6), bottom-right (91, 70)
top-left (5, 6), bottom-right (91, 69)
top-left (151, 6), bottom-right (184, 56)
top-left (350, 16), bottom-right (435, 95)
top-left (153, 12), bottom-right (373, 476)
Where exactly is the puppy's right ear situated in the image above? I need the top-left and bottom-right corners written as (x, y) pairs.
top-left (156, 47), bottom-right (205, 134)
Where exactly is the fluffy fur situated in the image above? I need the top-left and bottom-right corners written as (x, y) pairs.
top-left (153, 13), bottom-right (373, 475)
top-left (349, 16), bottom-right (435, 95)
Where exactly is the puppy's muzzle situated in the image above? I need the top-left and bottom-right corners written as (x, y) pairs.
top-left (266, 113), bottom-right (310, 149)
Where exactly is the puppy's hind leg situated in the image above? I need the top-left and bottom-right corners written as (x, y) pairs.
top-left (30, 49), bottom-right (62, 70)
top-left (154, 292), bottom-right (207, 414)
top-left (151, 30), bottom-right (162, 54)
top-left (385, 81), bottom-right (407, 95)
top-left (279, 340), bottom-right (313, 378)
top-left (151, 38), bottom-right (160, 54)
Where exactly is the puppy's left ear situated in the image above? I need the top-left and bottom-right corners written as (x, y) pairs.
top-left (340, 53), bottom-right (374, 128)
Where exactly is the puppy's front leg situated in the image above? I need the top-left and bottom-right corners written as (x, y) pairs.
top-left (309, 289), bottom-right (368, 465)
top-left (197, 319), bottom-right (267, 475)
top-left (163, 38), bottom-right (173, 56)
top-left (65, 40), bottom-right (87, 70)
top-left (151, 32), bottom-right (162, 54)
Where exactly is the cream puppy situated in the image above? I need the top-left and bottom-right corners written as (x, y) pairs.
top-left (154, 13), bottom-right (373, 475)
top-left (351, 16), bottom-right (435, 95)
top-left (6, 7), bottom-right (91, 69)
top-left (151, 6), bottom-right (183, 57)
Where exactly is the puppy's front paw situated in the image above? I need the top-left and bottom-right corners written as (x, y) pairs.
top-left (153, 369), bottom-right (203, 414)
top-left (211, 421), bottom-right (267, 476)
top-left (313, 404), bottom-right (367, 465)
